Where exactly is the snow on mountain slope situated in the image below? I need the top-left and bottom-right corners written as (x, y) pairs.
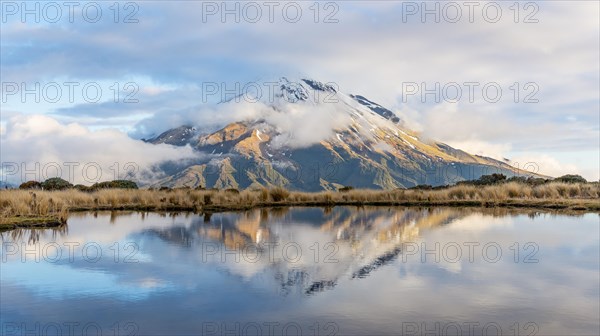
top-left (144, 125), bottom-right (197, 146)
top-left (150, 77), bottom-right (532, 190)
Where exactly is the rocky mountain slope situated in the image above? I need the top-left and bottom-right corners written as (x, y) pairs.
top-left (147, 78), bottom-right (532, 191)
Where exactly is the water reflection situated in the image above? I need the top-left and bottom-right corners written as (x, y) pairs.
top-left (127, 207), bottom-right (467, 296)
top-left (1, 207), bottom-right (598, 335)
top-left (0, 224), bottom-right (68, 245)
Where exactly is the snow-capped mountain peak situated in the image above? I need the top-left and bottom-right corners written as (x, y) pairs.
top-left (148, 77), bottom-right (534, 190)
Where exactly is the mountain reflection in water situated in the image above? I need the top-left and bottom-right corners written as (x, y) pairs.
top-left (135, 207), bottom-right (462, 295)
top-left (1, 207), bottom-right (598, 336)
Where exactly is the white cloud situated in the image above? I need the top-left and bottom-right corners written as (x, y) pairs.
top-left (509, 153), bottom-right (596, 181)
top-left (265, 101), bottom-right (354, 149)
top-left (446, 140), bottom-right (512, 161)
top-left (132, 82), bottom-right (357, 149)
top-left (0, 114), bottom-right (197, 185)
top-left (0, 1), bottom-right (597, 180)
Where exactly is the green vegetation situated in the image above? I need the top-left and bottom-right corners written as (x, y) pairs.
top-left (74, 184), bottom-right (90, 192)
top-left (90, 180), bottom-right (139, 190)
top-left (460, 173), bottom-right (509, 185)
top-left (426, 173), bottom-right (589, 188)
top-left (554, 174), bottom-right (588, 184)
top-left (18, 178), bottom-right (138, 192)
top-left (41, 177), bottom-right (73, 191)
top-left (19, 180), bottom-right (42, 190)
top-left (0, 216), bottom-right (65, 231)
top-left (338, 186), bottom-right (355, 192)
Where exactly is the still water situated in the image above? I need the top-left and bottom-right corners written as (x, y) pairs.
top-left (1, 207), bottom-right (598, 335)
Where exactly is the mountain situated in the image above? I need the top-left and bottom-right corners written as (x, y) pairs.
top-left (143, 125), bottom-right (197, 146)
top-left (148, 77), bottom-right (534, 191)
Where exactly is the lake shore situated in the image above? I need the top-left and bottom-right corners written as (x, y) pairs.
top-left (0, 216), bottom-right (66, 231)
top-left (1, 182), bottom-right (598, 229)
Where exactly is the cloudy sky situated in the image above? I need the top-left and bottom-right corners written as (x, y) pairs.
top-left (1, 1), bottom-right (598, 183)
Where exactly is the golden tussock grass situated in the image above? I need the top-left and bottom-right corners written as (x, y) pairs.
top-left (1, 182), bottom-right (598, 224)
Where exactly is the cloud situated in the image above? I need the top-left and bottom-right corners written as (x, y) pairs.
top-left (264, 101), bottom-right (354, 148)
top-left (445, 140), bottom-right (512, 161)
top-left (509, 154), bottom-right (580, 179)
top-left (0, 114), bottom-right (197, 185)
top-left (0, 1), bottom-right (597, 179)
top-left (131, 88), bottom-right (355, 149)
top-left (509, 153), bottom-right (598, 181)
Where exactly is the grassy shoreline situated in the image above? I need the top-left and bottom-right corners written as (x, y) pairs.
top-left (0, 216), bottom-right (66, 230)
top-left (1, 182), bottom-right (598, 229)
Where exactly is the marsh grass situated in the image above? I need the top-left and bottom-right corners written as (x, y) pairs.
top-left (1, 182), bottom-right (598, 224)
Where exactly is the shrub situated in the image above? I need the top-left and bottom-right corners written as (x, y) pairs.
top-left (225, 188), bottom-right (240, 194)
top-left (525, 177), bottom-right (549, 186)
top-left (409, 184), bottom-right (433, 190)
top-left (506, 176), bottom-right (527, 184)
top-left (555, 174), bottom-right (587, 184)
top-left (92, 180), bottom-right (138, 190)
top-left (477, 173), bottom-right (507, 185)
top-left (114, 180), bottom-right (138, 189)
top-left (338, 186), bottom-right (354, 192)
top-left (269, 187), bottom-right (289, 202)
top-left (19, 180), bottom-right (42, 190)
top-left (41, 178), bottom-right (73, 191)
top-left (408, 184), bottom-right (449, 190)
top-left (74, 184), bottom-right (91, 192)
top-left (457, 174), bottom-right (508, 186)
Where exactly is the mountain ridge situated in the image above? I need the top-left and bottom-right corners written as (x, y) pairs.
top-left (146, 77), bottom-right (540, 190)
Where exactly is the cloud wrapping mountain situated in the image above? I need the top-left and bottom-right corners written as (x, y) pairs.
top-left (143, 78), bottom-right (536, 190)
top-left (0, 114), bottom-right (197, 185)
